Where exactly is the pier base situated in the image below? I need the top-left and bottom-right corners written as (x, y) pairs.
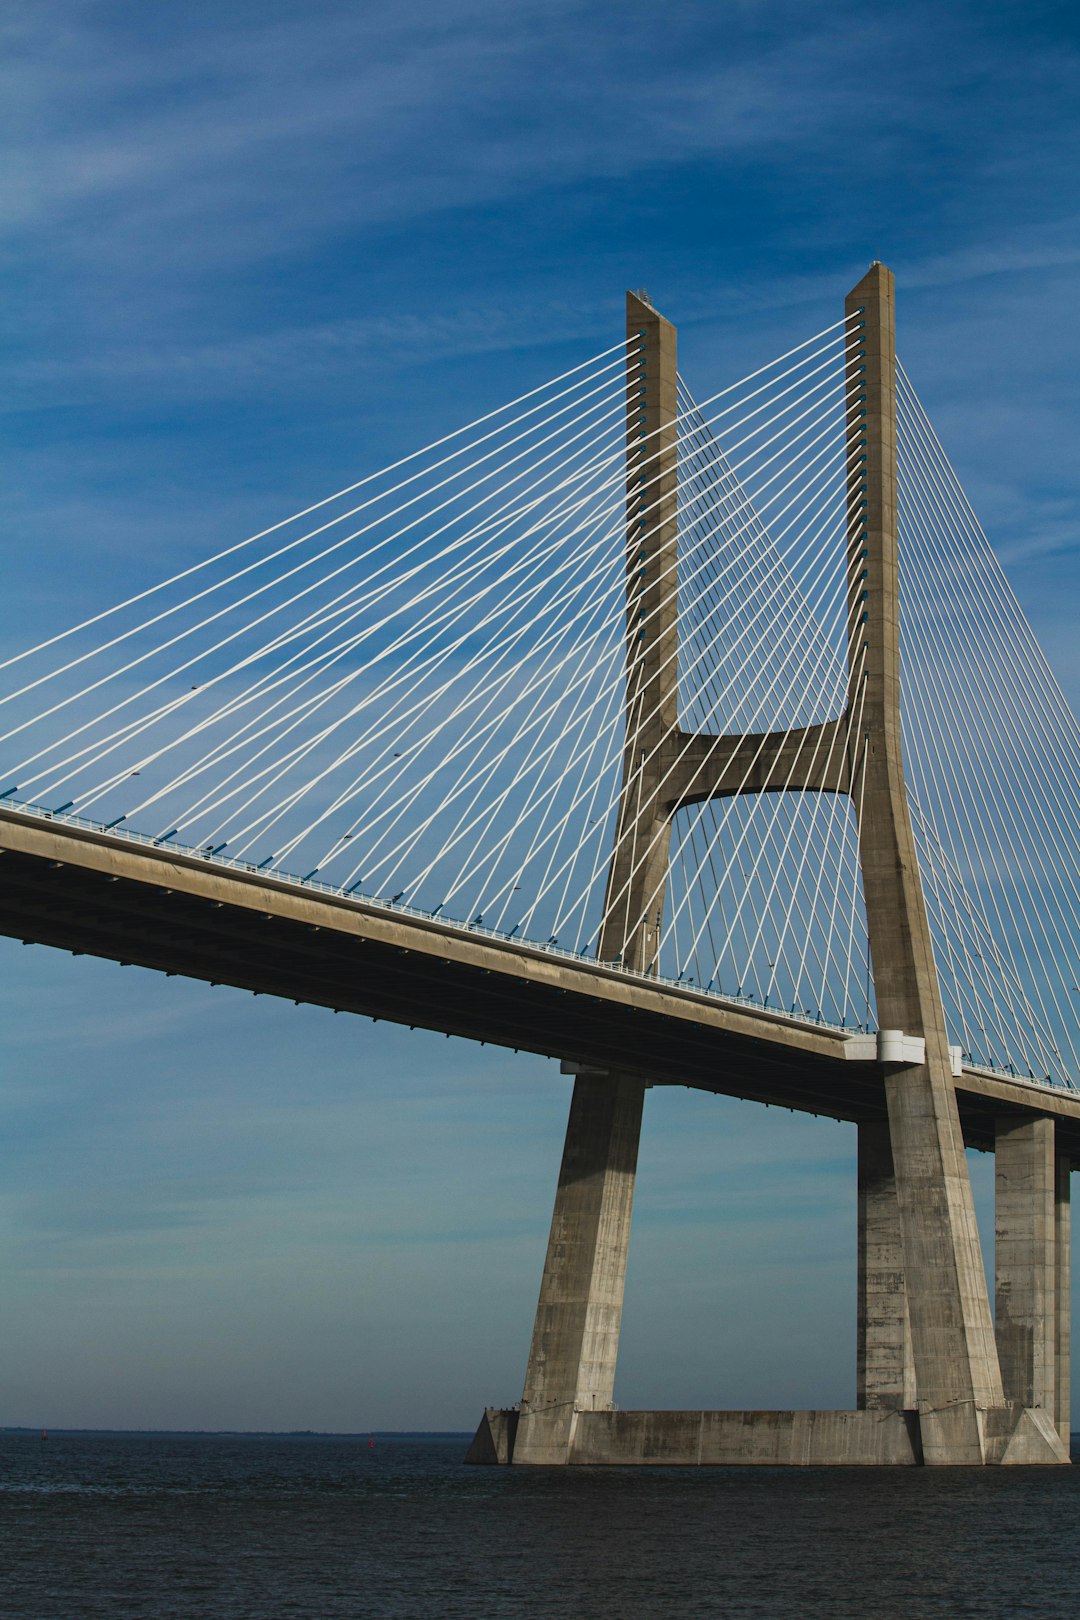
top-left (466, 1403), bottom-right (1069, 1466)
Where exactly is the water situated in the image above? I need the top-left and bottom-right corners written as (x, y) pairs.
top-left (3, 1430), bottom-right (1079, 1618)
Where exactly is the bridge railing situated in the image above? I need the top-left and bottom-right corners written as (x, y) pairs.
top-left (2, 791), bottom-right (870, 1022)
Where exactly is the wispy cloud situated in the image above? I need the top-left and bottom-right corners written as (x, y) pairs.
top-left (5, 1), bottom-right (1079, 427)
top-left (1, 299), bottom-right (618, 411)
top-left (6, 3), bottom-right (1070, 282)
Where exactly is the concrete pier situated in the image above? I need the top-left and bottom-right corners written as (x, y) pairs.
top-left (513, 292), bottom-right (678, 1465)
top-left (514, 1072), bottom-right (645, 1463)
top-left (845, 266), bottom-right (1006, 1462)
top-left (1056, 1152), bottom-right (1071, 1445)
top-left (857, 1121), bottom-right (915, 1410)
top-left (995, 1115), bottom-right (1057, 1413)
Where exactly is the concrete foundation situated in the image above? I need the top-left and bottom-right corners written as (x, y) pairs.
top-left (468, 1403), bottom-right (1068, 1466)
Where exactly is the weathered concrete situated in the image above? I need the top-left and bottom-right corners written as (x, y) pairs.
top-left (995, 1116), bottom-right (1057, 1415)
top-left (1056, 1153), bottom-right (1071, 1445)
top-left (516, 1071), bottom-right (646, 1440)
top-left (464, 1408), bottom-right (518, 1465)
top-left (470, 1408), bottom-right (921, 1465)
top-left (597, 291), bottom-right (679, 974)
top-left (570, 1409), bottom-right (922, 1466)
top-left (845, 265), bottom-right (1005, 1460)
top-left (980, 1404), bottom-right (1071, 1465)
top-left (661, 721), bottom-right (849, 805)
top-left (470, 1404), bottom-right (1073, 1466)
top-left (857, 1120), bottom-right (915, 1410)
top-left (514, 293), bottom-right (682, 1461)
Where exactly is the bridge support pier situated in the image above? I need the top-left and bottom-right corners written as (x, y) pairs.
top-left (857, 1120), bottom-right (915, 1410)
top-left (1056, 1151), bottom-right (1071, 1446)
top-left (511, 1070), bottom-right (645, 1465)
top-left (469, 1109), bottom-right (1073, 1466)
top-left (995, 1116), bottom-right (1072, 1448)
top-left (880, 1060), bottom-right (1003, 1464)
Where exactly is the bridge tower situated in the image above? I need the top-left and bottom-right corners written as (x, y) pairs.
top-left (844, 267), bottom-right (1014, 1461)
top-left (468, 270), bottom-right (1073, 1466)
top-left (507, 293), bottom-right (677, 1465)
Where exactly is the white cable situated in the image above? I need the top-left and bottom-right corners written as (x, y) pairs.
top-left (2, 371), bottom-right (629, 749)
top-left (0, 341), bottom-right (632, 676)
top-left (222, 351), bottom-right (854, 883)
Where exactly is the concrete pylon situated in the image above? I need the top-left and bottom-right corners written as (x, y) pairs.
top-left (844, 265), bottom-right (1065, 1463)
top-left (512, 294), bottom-right (678, 1465)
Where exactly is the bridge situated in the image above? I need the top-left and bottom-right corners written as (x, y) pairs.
top-left (2, 265), bottom-right (1078, 1465)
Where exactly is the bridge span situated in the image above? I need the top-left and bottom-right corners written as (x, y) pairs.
top-left (4, 802), bottom-right (1078, 1160)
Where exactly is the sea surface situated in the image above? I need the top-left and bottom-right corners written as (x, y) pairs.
top-left (2, 1429), bottom-right (1079, 1618)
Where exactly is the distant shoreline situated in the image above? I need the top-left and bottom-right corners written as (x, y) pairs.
top-left (1, 1427), bottom-right (473, 1439)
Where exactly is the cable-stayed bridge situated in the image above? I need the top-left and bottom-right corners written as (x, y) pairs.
top-left (2, 265), bottom-right (1078, 1465)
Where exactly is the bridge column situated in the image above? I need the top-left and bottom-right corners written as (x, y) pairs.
top-left (846, 264), bottom-right (1008, 1462)
top-left (857, 1120), bottom-right (915, 1410)
top-left (1056, 1153), bottom-right (1071, 1448)
top-left (995, 1115), bottom-right (1057, 1419)
top-left (513, 1071), bottom-right (646, 1462)
top-left (511, 291), bottom-right (679, 1465)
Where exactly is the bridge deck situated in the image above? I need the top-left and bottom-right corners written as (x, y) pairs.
top-left (3, 805), bottom-right (1078, 1162)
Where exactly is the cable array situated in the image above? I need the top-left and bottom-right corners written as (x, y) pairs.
top-left (645, 372), bottom-right (872, 1022)
top-left (1, 319), bottom-right (874, 1020)
top-left (0, 342), bottom-right (634, 904)
top-left (897, 362), bottom-right (1079, 1085)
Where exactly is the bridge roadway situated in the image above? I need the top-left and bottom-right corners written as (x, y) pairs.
top-left (3, 802), bottom-right (1079, 1163)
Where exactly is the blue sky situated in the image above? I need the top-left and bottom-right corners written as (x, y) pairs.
top-left (2, 0), bottom-right (1079, 1430)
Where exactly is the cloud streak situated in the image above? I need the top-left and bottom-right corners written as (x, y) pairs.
top-left (6, 3), bottom-right (1071, 279)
